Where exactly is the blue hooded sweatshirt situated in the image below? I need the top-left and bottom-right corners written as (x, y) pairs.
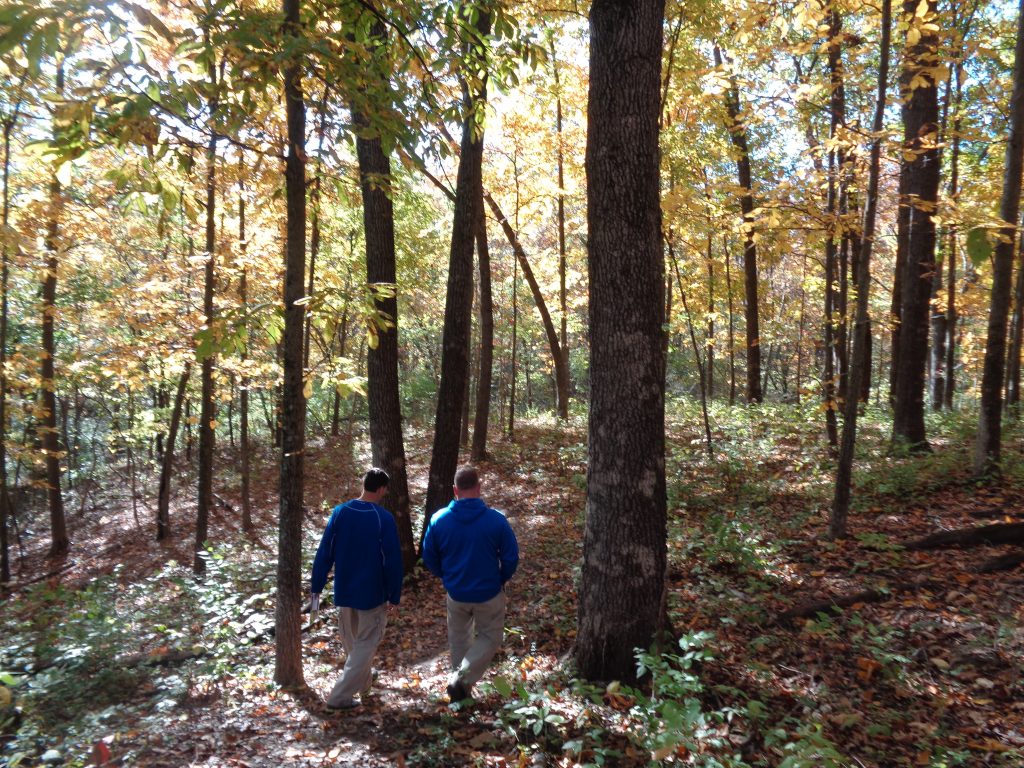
top-left (422, 497), bottom-right (519, 603)
top-left (310, 500), bottom-right (404, 611)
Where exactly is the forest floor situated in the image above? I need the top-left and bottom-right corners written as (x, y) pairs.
top-left (2, 403), bottom-right (1024, 767)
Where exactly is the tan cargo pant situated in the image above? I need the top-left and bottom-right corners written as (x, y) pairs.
top-left (326, 604), bottom-right (387, 707)
top-left (446, 590), bottom-right (506, 690)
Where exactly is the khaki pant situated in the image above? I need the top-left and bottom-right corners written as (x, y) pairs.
top-left (326, 604), bottom-right (387, 707)
top-left (446, 590), bottom-right (506, 690)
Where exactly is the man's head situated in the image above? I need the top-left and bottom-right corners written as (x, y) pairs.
top-left (362, 467), bottom-right (390, 501)
top-left (453, 466), bottom-right (480, 499)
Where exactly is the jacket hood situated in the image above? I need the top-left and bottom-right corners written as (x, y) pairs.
top-left (449, 497), bottom-right (487, 523)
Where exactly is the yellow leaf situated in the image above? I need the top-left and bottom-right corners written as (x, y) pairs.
top-left (907, 26), bottom-right (921, 47)
top-left (915, 0), bottom-right (929, 17)
top-left (209, 420), bottom-right (217, 430)
top-left (652, 744), bottom-right (676, 761)
top-left (303, 377), bottom-right (313, 399)
top-left (56, 161), bottom-right (73, 187)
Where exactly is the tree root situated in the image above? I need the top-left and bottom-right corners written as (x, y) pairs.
top-left (905, 521), bottom-right (1024, 550)
top-left (976, 550), bottom-right (1024, 573)
top-left (775, 580), bottom-right (937, 625)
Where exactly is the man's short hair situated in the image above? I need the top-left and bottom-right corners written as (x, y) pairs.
top-left (363, 467), bottom-right (390, 493)
top-left (454, 466), bottom-right (479, 491)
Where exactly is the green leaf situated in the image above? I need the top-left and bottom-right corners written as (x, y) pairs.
top-left (492, 675), bottom-right (513, 697)
top-left (967, 227), bottom-right (992, 267)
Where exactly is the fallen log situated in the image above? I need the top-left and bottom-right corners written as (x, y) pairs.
top-left (775, 580), bottom-right (935, 625)
top-left (976, 550), bottom-right (1024, 573)
top-left (905, 521), bottom-right (1024, 550)
top-left (119, 646), bottom-right (210, 667)
top-left (0, 561), bottom-right (77, 593)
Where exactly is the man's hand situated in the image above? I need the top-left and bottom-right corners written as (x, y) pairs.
top-left (310, 593), bottom-right (320, 625)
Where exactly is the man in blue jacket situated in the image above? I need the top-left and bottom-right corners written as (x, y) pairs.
top-left (423, 466), bottom-right (519, 703)
top-left (310, 467), bottom-right (403, 711)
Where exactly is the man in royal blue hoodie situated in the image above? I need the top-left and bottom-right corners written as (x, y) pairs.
top-left (310, 467), bottom-right (403, 711)
top-left (422, 466), bottom-right (519, 703)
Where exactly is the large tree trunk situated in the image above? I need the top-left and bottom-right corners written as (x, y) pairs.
top-left (43, 58), bottom-right (68, 559)
top-left (832, 0), bottom-right (891, 539)
top-left (275, 0), bottom-right (307, 689)
top-left (577, 0), bottom-right (667, 682)
top-left (714, 46), bottom-right (762, 403)
top-left (892, 0), bottom-right (941, 450)
top-left (471, 184), bottom-right (494, 462)
top-left (157, 365), bottom-right (191, 541)
top-left (353, 45), bottom-right (416, 572)
top-left (484, 192), bottom-right (569, 419)
top-left (975, 0), bottom-right (1024, 475)
top-left (421, 9), bottom-right (491, 541)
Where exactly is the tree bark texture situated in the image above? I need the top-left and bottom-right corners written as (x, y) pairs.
top-left (577, 0), bottom-right (667, 682)
top-left (422, 9), bottom-right (491, 540)
top-left (714, 46), bottom-right (761, 403)
top-left (892, 0), bottom-right (941, 450)
top-left (975, 0), bottom-right (1024, 474)
top-left (355, 96), bottom-right (416, 573)
top-left (275, 0), bottom-right (307, 688)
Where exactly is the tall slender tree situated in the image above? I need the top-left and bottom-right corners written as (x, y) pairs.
top-left (42, 53), bottom-right (68, 558)
top-left (194, 45), bottom-right (220, 574)
top-left (0, 77), bottom-right (23, 582)
top-left (471, 183), bottom-right (494, 462)
top-left (275, 0), bottom-right (307, 689)
top-left (975, 0), bottom-right (1024, 475)
top-left (237, 168), bottom-right (253, 533)
top-left (892, 0), bottom-right (941, 450)
top-left (577, 0), bottom-right (666, 682)
top-left (550, 34), bottom-right (570, 420)
top-left (714, 46), bottom-right (762, 403)
top-left (422, 4), bottom-right (492, 537)
top-left (354, 20), bottom-right (415, 572)
top-left (833, 0), bottom-right (892, 538)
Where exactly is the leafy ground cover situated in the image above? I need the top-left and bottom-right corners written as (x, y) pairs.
top-left (2, 403), bottom-right (1023, 766)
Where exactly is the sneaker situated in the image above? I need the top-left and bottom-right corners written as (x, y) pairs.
top-left (324, 698), bottom-right (359, 712)
top-left (446, 678), bottom-right (469, 703)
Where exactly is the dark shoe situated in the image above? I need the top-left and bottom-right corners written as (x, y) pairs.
top-left (324, 698), bottom-right (359, 712)
top-left (446, 678), bottom-right (469, 703)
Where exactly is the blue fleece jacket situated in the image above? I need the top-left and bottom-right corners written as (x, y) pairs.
top-left (422, 497), bottom-right (519, 603)
top-left (310, 499), bottom-right (403, 610)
